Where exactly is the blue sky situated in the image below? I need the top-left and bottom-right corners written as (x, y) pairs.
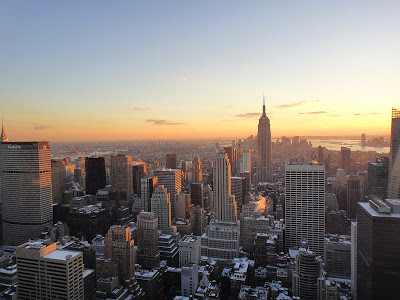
top-left (1, 1), bottom-right (399, 140)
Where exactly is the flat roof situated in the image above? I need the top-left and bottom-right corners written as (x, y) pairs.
top-left (43, 249), bottom-right (81, 261)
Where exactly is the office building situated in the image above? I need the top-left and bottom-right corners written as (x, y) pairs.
top-left (0, 141), bottom-right (53, 246)
top-left (179, 235), bottom-right (201, 267)
top-left (285, 163), bottom-right (325, 257)
top-left (256, 98), bottom-right (272, 183)
top-left (190, 182), bottom-right (203, 207)
top-left (153, 169), bottom-right (182, 218)
top-left (224, 147), bottom-right (238, 175)
top-left (103, 225), bottom-right (135, 284)
top-left (85, 157), bottom-right (106, 195)
top-left (201, 220), bottom-right (240, 261)
top-left (213, 152), bottom-right (237, 222)
top-left (347, 175), bottom-right (361, 219)
top-left (138, 176), bottom-right (158, 212)
top-left (181, 264), bottom-right (199, 297)
top-left (388, 107), bottom-right (400, 198)
top-left (357, 198), bottom-right (400, 300)
top-left (292, 246), bottom-right (325, 300)
top-left (51, 159), bottom-right (66, 204)
top-left (368, 157), bottom-right (389, 199)
top-left (16, 240), bottom-right (84, 300)
top-left (151, 186), bottom-right (172, 232)
top-left (132, 161), bottom-right (148, 197)
top-left (136, 212), bottom-right (160, 269)
top-left (341, 147), bottom-right (351, 174)
top-left (110, 154), bottom-right (133, 201)
top-left (192, 155), bottom-right (202, 183)
top-left (166, 153), bottom-right (177, 169)
top-left (324, 235), bottom-right (351, 279)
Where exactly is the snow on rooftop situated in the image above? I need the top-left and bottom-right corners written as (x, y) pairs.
top-left (43, 249), bottom-right (81, 261)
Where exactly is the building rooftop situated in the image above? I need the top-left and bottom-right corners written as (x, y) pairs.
top-left (180, 235), bottom-right (200, 243)
top-left (43, 249), bottom-right (81, 261)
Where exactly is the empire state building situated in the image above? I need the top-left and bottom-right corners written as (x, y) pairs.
top-left (256, 98), bottom-right (272, 182)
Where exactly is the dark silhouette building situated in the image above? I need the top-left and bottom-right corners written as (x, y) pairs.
top-left (357, 199), bottom-right (400, 300)
top-left (166, 153), bottom-right (177, 169)
top-left (85, 157), bottom-right (106, 195)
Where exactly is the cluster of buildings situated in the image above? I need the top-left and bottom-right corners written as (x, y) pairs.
top-left (0, 106), bottom-right (399, 299)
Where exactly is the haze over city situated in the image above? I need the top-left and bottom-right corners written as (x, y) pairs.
top-left (1, 1), bottom-right (399, 141)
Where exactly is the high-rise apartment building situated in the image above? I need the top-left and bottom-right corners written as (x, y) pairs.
top-left (153, 169), bottom-right (182, 218)
top-left (85, 157), bottom-right (106, 195)
top-left (341, 147), bottom-right (351, 174)
top-left (191, 155), bottom-right (202, 183)
top-left (285, 163), bottom-right (325, 257)
top-left (0, 141), bottom-right (53, 246)
top-left (16, 240), bottom-right (84, 300)
top-left (166, 153), bottom-right (177, 169)
top-left (213, 152), bottom-right (237, 222)
top-left (151, 185), bottom-right (172, 232)
top-left (51, 158), bottom-right (66, 204)
top-left (357, 198), bottom-right (400, 300)
top-left (110, 154), bottom-right (133, 201)
top-left (388, 107), bottom-right (400, 198)
top-left (256, 98), bottom-right (272, 183)
top-left (136, 212), bottom-right (160, 269)
top-left (347, 175), bottom-right (361, 219)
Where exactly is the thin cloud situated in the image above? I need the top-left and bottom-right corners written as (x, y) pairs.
top-left (354, 112), bottom-right (381, 116)
top-left (128, 106), bottom-right (151, 111)
top-left (225, 105), bottom-right (234, 109)
top-left (329, 114), bottom-right (340, 117)
top-left (235, 112), bottom-right (260, 118)
top-left (180, 77), bottom-right (188, 81)
top-left (298, 111), bottom-right (327, 115)
top-left (275, 99), bottom-right (320, 109)
top-left (33, 124), bottom-right (52, 130)
top-left (146, 119), bottom-right (186, 126)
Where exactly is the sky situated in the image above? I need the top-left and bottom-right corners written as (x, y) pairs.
top-left (0, 1), bottom-right (399, 141)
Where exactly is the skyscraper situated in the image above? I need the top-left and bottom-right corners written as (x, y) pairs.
top-left (213, 152), bottom-right (237, 222)
top-left (0, 141), bottom-right (53, 246)
top-left (153, 169), bottom-right (182, 218)
top-left (347, 175), bottom-right (361, 219)
top-left (191, 155), bottom-right (202, 183)
top-left (110, 154), bottom-right (133, 201)
top-left (151, 185), bottom-right (172, 232)
top-left (223, 147), bottom-right (238, 175)
top-left (132, 161), bottom-right (148, 197)
top-left (256, 97), bottom-right (272, 183)
top-left (0, 118), bottom-right (8, 142)
top-left (16, 240), bottom-right (84, 300)
top-left (51, 159), bottom-right (66, 204)
top-left (85, 157), bottom-right (106, 195)
top-left (357, 198), bottom-right (400, 299)
top-left (341, 147), bottom-right (351, 174)
top-left (285, 163), bottom-right (325, 257)
top-left (388, 107), bottom-right (400, 198)
top-left (367, 157), bottom-right (389, 199)
top-left (136, 212), bottom-right (160, 269)
top-left (166, 153), bottom-right (177, 169)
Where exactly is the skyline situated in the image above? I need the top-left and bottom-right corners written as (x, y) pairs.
top-left (1, 1), bottom-right (399, 141)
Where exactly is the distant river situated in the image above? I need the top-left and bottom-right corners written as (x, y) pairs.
top-left (306, 138), bottom-right (390, 153)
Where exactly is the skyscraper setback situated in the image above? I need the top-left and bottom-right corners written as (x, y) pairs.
top-left (0, 141), bottom-right (53, 246)
top-left (256, 98), bottom-right (272, 183)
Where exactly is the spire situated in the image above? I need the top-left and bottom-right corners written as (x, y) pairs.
top-left (1, 116), bottom-right (8, 142)
top-left (262, 94), bottom-right (266, 117)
